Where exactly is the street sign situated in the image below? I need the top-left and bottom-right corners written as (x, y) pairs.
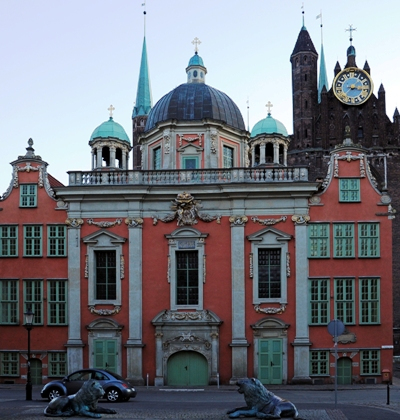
top-left (327, 319), bottom-right (345, 337)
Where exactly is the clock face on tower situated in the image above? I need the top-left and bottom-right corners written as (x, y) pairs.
top-left (333, 67), bottom-right (374, 105)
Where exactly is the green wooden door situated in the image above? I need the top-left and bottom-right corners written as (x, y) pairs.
top-left (337, 357), bottom-right (352, 384)
top-left (30, 358), bottom-right (42, 385)
top-left (167, 351), bottom-right (208, 386)
top-left (259, 339), bottom-right (282, 384)
top-left (94, 339), bottom-right (117, 372)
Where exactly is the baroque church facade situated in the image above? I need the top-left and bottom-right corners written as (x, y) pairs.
top-left (0, 23), bottom-right (395, 388)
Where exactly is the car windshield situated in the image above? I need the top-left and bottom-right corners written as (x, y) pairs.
top-left (104, 370), bottom-right (124, 381)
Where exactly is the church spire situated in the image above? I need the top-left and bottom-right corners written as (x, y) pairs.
top-left (317, 12), bottom-right (328, 103)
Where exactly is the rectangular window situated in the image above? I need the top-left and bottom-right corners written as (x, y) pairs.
top-left (360, 278), bottom-right (380, 324)
top-left (48, 225), bottom-right (67, 257)
top-left (176, 251), bottom-right (199, 305)
top-left (310, 351), bottom-right (329, 376)
top-left (339, 178), bottom-right (360, 202)
top-left (0, 352), bottom-right (19, 376)
top-left (48, 352), bottom-right (67, 377)
top-left (48, 280), bottom-right (67, 325)
top-left (223, 145), bottom-right (234, 168)
top-left (0, 226), bottom-right (18, 257)
top-left (0, 280), bottom-right (18, 324)
top-left (308, 224), bottom-right (330, 258)
top-left (309, 279), bottom-right (329, 325)
top-left (360, 350), bottom-right (380, 375)
top-left (20, 184), bottom-right (37, 207)
top-left (358, 223), bottom-right (380, 258)
top-left (333, 223), bottom-right (354, 258)
top-left (153, 146), bottom-right (161, 170)
top-left (24, 279), bottom-right (43, 324)
top-left (258, 249), bottom-right (281, 299)
top-left (24, 225), bottom-right (42, 257)
top-left (182, 156), bottom-right (199, 170)
top-left (95, 251), bottom-right (116, 300)
top-left (335, 278), bottom-right (355, 324)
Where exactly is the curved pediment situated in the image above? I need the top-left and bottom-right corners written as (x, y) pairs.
top-left (152, 309), bottom-right (222, 326)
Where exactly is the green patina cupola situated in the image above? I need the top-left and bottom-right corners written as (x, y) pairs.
top-left (89, 106), bottom-right (132, 170)
top-left (186, 37), bottom-right (207, 84)
top-left (249, 102), bottom-right (290, 167)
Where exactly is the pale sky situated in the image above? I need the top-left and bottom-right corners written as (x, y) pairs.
top-left (1, 0), bottom-right (399, 193)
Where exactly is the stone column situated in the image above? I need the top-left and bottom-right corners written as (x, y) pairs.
top-left (65, 219), bottom-right (84, 372)
top-left (273, 143), bottom-right (279, 164)
top-left (291, 216), bottom-right (312, 383)
top-left (251, 146), bottom-right (255, 167)
top-left (91, 150), bottom-right (95, 170)
top-left (110, 146), bottom-right (116, 168)
top-left (121, 150), bottom-right (126, 170)
top-left (125, 218), bottom-right (144, 385)
top-left (283, 146), bottom-right (288, 166)
top-left (229, 215), bottom-right (249, 384)
top-left (96, 148), bottom-right (102, 169)
top-left (260, 144), bottom-right (266, 164)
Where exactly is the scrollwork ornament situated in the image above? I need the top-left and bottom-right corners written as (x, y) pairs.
top-left (249, 253), bottom-right (253, 278)
top-left (65, 218), bottom-right (84, 228)
top-left (120, 255), bottom-right (125, 279)
top-left (229, 215), bottom-right (248, 226)
top-left (88, 305), bottom-right (122, 316)
top-left (291, 215), bottom-right (310, 225)
top-left (163, 129), bottom-right (171, 154)
top-left (286, 252), bottom-right (290, 277)
top-left (254, 303), bottom-right (286, 315)
top-left (125, 217), bottom-right (143, 228)
top-left (251, 216), bottom-right (287, 226)
top-left (87, 218), bottom-right (122, 228)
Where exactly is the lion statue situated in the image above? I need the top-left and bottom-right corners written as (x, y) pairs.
top-left (227, 378), bottom-right (301, 419)
top-left (44, 379), bottom-right (117, 418)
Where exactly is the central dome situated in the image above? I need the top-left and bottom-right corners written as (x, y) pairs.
top-left (145, 83), bottom-right (245, 132)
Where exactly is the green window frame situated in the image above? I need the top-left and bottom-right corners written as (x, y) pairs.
top-left (20, 184), bottom-right (37, 207)
top-left (339, 178), bottom-right (360, 202)
top-left (0, 226), bottom-right (18, 257)
top-left (333, 223), bottom-right (354, 258)
top-left (360, 278), bottom-right (380, 324)
top-left (95, 251), bottom-right (116, 300)
top-left (310, 351), bottom-right (329, 376)
top-left (24, 225), bottom-right (42, 257)
top-left (153, 146), bottom-right (161, 169)
top-left (308, 223), bottom-right (330, 258)
top-left (358, 223), bottom-right (380, 258)
top-left (48, 225), bottom-right (67, 257)
top-left (360, 350), bottom-right (380, 375)
top-left (223, 145), bottom-right (234, 168)
top-left (0, 352), bottom-right (19, 376)
top-left (48, 280), bottom-right (67, 325)
top-left (258, 248), bottom-right (281, 299)
top-left (24, 279), bottom-right (43, 325)
top-left (48, 352), bottom-right (67, 377)
top-left (0, 280), bottom-right (18, 324)
top-left (182, 156), bottom-right (199, 170)
top-left (176, 251), bottom-right (199, 306)
top-left (335, 278), bottom-right (355, 324)
top-left (309, 279), bottom-right (330, 325)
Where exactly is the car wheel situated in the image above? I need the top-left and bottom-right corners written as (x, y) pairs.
top-left (105, 388), bottom-right (121, 402)
top-left (48, 387), bottom-right (63, 401)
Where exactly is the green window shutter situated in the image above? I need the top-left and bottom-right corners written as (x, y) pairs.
top-left (360, 350), bottom-right (380, 375)
top-left (24, 225), bottom-right (42, 257)
top-left (0, 226), bottom-right (18, 257)
top-left (310, 351), bottom-right (329, 376)
top-left (308, 224), bottom-right (330, 258)
top-left (339, 178), bottom-right (360, 202)
top-left (358, 223), bottom-right (380, 258)
top-left (334, 223), bottom-right (354, 258)
top-left (359, 278), bottom-right (380, 324)
top-left (20, 184), bottom-right (37, 207)
top-left (48, 280), bottom-right (67, 325)
top-left (176, 251), bottom-right (199, 305)
top-left (309, 279), bottom-right (330, 325)
top-left (335, 278), bottom-right (355, 324)
top-left (0, 280), bottom-right (19, 324)
top-left (48, 225), bottom-right (67, 256)
top-left (48, 352), bottom-right (67, 377)
top-left (24, 279), bottom-right (43, 324)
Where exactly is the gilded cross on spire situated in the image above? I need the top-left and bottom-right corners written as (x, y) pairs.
top-left (192, 37), bottom-right (201, 53)
top-left (266, 101), bottom-right (273, 115)
top-left (345, 24), bottom-right (356, 45)
top-left (108, 104), bottom-right (115, 118)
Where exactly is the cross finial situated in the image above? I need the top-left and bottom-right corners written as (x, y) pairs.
top-left (192, 37), bottom-right (201, 53)
top-left (108, 105), bottom-right (115, 118)
top-left (345, 24), bottom-right (357, 45)
top-left (266, 101), bottom-right (273, 115)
